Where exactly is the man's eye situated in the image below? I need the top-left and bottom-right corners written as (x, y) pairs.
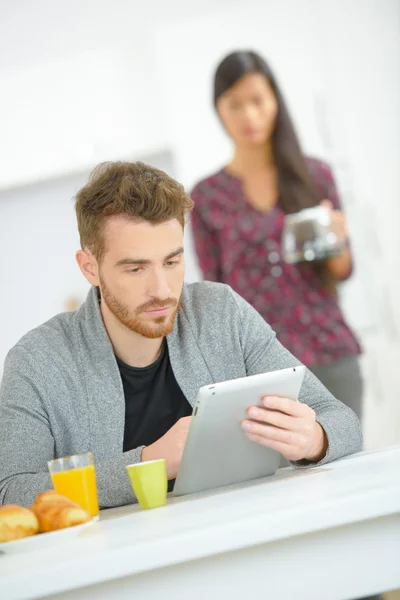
top-left (130, 267), bottom-right (143, 274)
top-left (166, 260), bottom-right (179, 267)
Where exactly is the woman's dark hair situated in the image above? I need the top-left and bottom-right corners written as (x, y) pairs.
top-left (214, 50), bottom-right (320, 215)
top-left (214, 50), bottom-right (335, 291)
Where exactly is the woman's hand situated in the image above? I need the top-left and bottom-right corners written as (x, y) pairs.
top-left (320, 199), bottom-right (348, 245)
top-left (320, 199), bottom-right (352, 280)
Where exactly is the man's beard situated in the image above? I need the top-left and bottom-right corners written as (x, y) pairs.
top-left (100, 278), bottom-right (180, 339)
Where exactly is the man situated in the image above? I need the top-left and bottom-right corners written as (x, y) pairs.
top-left (0, 162), bottom-right (362, 508)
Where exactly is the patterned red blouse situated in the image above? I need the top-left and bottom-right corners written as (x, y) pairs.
top-left (191, 158), bottom-right (361, 367)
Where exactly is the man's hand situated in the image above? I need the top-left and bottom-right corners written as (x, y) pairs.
top-left (241, 396), bottom-right (328, 463)
top-left (141, 417), bottom-right (191, 479)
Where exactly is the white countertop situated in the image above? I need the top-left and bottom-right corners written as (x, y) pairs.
top-left (1, 444), bottom-right (399, 600)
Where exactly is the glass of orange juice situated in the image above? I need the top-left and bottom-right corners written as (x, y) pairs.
top-left (48, 452), bottom-right (99, 519)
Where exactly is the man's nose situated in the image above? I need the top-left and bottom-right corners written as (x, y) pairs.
top-left (147, 269), bottom-right (171, 300)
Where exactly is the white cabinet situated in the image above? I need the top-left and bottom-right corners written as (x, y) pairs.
top-left (0, 45), bottom-right (167, 189)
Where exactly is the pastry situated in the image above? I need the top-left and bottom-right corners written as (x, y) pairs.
top-left (31, 490), bottom-right (91, 533)
top-left (0, 505), bottom-right (39, 543)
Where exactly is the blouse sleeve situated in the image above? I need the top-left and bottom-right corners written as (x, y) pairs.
top-left (191, 185), bottom-right (222, 282)
top-left (313, 160), bottom-right (342, 211)
top-left (310, 159), bottom-right (354, 281)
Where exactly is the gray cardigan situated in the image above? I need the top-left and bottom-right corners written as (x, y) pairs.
top-left (0, 282), bottom-right (362, 508)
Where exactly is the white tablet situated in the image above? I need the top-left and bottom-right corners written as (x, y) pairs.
top-left (173, 366), bottom-right (306, 496)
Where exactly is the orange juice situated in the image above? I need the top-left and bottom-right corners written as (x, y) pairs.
top-left (51, 465), bottom-right (99, 517)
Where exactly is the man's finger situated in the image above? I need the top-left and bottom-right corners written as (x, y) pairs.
top-left (244, 432), bottom-right (295, 457)
top-left (247, 406), bottom-right (294, 430)
top-left (262, 395), bottom-right (305, 416)
top-left (241, 420), bottom-right (299, 445)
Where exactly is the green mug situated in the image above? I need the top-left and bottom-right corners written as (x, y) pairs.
top-left (126, 459), bottom-right (168, 509)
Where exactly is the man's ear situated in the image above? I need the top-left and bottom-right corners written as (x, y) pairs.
top-left (76, 249), bottom-right (100, 286)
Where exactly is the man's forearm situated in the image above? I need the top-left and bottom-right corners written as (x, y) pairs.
top-left (1, 445), bottom-right (145, 510)
top-left (94, 446), bottom-right (144, 508)
top-left (0, 472), bottom-right (53, 507)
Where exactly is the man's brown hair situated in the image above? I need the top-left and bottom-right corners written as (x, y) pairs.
top-left (75, 161), bottom-right (194, 261)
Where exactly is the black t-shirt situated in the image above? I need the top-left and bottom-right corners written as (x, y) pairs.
top-left (117, 341), bottom-right (192, 491)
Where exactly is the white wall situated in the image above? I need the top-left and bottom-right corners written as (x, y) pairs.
top-left (0, 0), bottom-right (244, 189)
top-left (0, 0), bottom-right (399, 448)
top-left (0, 173), bottom-right (89, 348)
top-left (312, 0), bottom-right (400, 448)
top-left (153, 0), bottom-right (327, 189)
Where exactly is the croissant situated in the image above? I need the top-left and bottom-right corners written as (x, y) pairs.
top-left (32, 490), bottom-right (72, 509)
top-left (31, 490), bottom-right (91, 533)
top-left (0, 505), bottom-right (39, 543)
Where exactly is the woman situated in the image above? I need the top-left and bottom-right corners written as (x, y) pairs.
top-left (191, 50), bottom-right (363, 419)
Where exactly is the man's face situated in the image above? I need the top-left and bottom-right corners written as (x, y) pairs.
top-left (96, 216), bottom-right (185, 339)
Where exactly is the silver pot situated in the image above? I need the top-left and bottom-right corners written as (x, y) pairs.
top-left (282, 206), bottom-right (344, 264)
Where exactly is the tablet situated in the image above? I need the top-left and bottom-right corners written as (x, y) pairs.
top-left (173, 366), bottom-right (306, 496)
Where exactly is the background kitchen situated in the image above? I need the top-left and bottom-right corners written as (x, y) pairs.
top-left (0, 0), bottom-right (399, 450)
